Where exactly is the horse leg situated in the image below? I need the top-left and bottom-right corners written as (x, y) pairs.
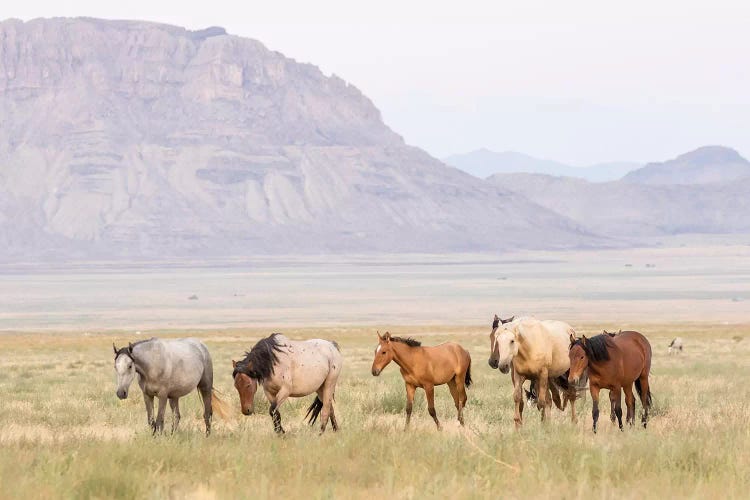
top-left (609, 391), bottom-right (617, 424)
top-left (549, 381), bottom-right (563, 411)
top-left (447, 379), bottom-right (462, 426)
top-left (404, 383), bottom-right (416, 430)
top-left (142, 392), bottom-right (155, 428)
top-left (169, 397), bottom-right (181, 434)
top-left (316, 386), bottom-right (334, 435)
top-left (637, 374), bottom-right (651, 428)
top-left (612, 387), bottom-right (624, 430)
top-left (329, 405), bottom-right (339, 432)
top-left (153, 395), bottom-right (168, 435)
top-left (567, 387), bottom-right (578, 424)
top-left (424, 384), bottom-right (441, 430)
top-left (198, 387), bottom-right (212, 435)
top-left (590, 385), bottom-right (601, 433)
top-left (624, 384), bottom-right (636, 426)
top-left (268, 387), bottom-right (290, 434)
top-left (537, 370), bottom-right (550, 422)
top-left (513, 374), bottom-right (526, 428)
top-left (455, 375), bottom-right (468, 426)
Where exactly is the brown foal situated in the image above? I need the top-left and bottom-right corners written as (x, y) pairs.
top-left (371, 331), bottom-right (472, 430)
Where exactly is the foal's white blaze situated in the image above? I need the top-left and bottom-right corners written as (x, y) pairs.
top-left (376, 344), bottom-right (382, 353)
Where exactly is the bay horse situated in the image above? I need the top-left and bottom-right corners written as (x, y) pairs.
top-left (371, 331), bottom-right (472, 430)
top-left (568, 331), bottom-right (652, 433)
top-left (232, 333), bottom-right (342, 434)
top-left (113, 338), bottom-right (227, 435)
top-left (488, 317), bottom-right (585, 427)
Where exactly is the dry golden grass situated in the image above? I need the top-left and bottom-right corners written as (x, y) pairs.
top-left (0, 323), bottom-right (748, 499)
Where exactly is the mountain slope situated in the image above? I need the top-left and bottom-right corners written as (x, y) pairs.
top-left (490, 172), bottom-right (750, 237)
top-left (0, 18), bottom-right (599, 259)
top-left (623, 146), bottom-right (750, 185)
top-left (443, 149), bottom-right (639, 182)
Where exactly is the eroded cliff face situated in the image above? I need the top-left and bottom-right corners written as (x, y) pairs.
top-left (0, 18), bottom-right (597, 259)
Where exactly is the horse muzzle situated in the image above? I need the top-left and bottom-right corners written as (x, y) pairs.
top-left (488, 358), bottom-right (499, 369)
top-left (116, 389), bottom-right (128, 400)
top-left (242, 408), bottom-right (254, 416)
top-left (371, 368), bottom-right (381, 376)
top-left (498, 363), bottom-right (510, 374)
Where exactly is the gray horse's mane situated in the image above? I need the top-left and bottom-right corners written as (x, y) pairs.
top-left (114, 337), bottom-right (157, 359)
top-left (234, 333), bottom-right (285, 381)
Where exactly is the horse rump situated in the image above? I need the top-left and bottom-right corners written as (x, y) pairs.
top-left (305, 396), bottom-right (324, 425)
top-left (634, 379), bottom-right (653, 407)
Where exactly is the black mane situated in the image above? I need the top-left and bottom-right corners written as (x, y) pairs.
top-left (572, 334), bottom-right (612, 362)
top-left (391, 336), bottom-right (421, 347)
top-left (233, 333), bottom-right (285, 380)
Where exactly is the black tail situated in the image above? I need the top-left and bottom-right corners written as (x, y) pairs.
top-left (553, 374), bottom-right (570, 391)
top-left (305, 397), bottom-right (324, 425)
top-left (634, 379), bottom-right (652, 407)
top-left (464, 362), bottom-right (473, 388)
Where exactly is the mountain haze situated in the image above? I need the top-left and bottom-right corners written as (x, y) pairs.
top-left (623, 146), bottom-right (750, 185)
top-left (0, 17), bottom-right (598, 260)
top-left (444, 149), bottom-right (639, 182)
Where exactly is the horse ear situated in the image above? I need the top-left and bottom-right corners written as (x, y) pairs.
top-left (113, 343), bottom-right (118, 355)
top-left (127, 343), bottom-right (134, 354)
top-left (232, 360), bottom-right (237, 368)
top-left (569, 333), bottom-right (576, 344)
top-left (618, 329), bottom-right (622, 334)
top-left (581, 335), bottom-right (588, 345)
top-left (508, 316), bottom-right (515, 322)
top-left (377, 330), bottom-right (383, 340)
top-left (384, 331), bottom-right (391, 341)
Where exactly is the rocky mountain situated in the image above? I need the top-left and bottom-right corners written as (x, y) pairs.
top-left (444, 149), bottom-right (639, 182)
top-left (0, 17), bottom-right (599, 260)
top-left (623, 146), bottom-right (750, 185)
top-left (489, 171), bottom-right (750, 238)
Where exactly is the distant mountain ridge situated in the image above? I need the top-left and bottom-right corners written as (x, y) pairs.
top-left (0, 17), bottom-right (599, 260)
top-left (488, 146), bottom-right (750, 239)
top-left (443, 149), bottom-right (640, 182)
top-left (623, 146), bottom-right (750, 185)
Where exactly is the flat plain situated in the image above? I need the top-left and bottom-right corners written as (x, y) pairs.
top-left (1, 247), bottom-right (749, 499)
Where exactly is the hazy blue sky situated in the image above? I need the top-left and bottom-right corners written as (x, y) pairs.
top-left (5, 1), bottom-right (750, 164)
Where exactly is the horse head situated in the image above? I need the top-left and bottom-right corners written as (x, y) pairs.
top-left (232, 360), bottom-right (258, 416)
top-left (113, 343), bottom-right (136, 400)
top-left (567, 334), bottom-right (589, 384)
top-left (489, 324), bottom-right (519, 374)
top-left (371, 331), bottom-right (394, 376)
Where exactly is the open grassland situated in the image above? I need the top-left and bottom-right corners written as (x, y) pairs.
top-left (0, 323), bottom-right (749, 499)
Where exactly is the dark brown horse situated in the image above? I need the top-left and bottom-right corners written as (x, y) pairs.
top-left (371, 331), bottom-right (472, 430)
top-left (568, 331), bottom-right (652, 433)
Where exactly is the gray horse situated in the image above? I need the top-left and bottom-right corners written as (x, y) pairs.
top-left (113, 337), bottom-right (225, 435)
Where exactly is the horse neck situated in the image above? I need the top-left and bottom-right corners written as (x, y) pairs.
top-left (131, 340), bottom-right (161, 378)
top-left (390, 342), bottom-right (418, 371)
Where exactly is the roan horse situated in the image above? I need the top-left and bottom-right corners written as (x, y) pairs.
top-left (113, 337), bottom-right (226, 435)
top-left (488, 317), bottom-right (584, 427)
top-left (232, 333), bottom-right (342, 434)
top-left (371, 331), bottom-right (472, 430)
top-left (568, 331), bottom-right (652, 433)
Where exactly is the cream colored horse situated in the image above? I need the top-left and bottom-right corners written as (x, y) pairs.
top-left (488, 317), bottom-right (582, 427)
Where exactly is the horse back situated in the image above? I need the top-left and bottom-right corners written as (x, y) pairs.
top-left (515, 319), bottom-right (572, 376)
top-left (613, 331), bottom-right (652, 371)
